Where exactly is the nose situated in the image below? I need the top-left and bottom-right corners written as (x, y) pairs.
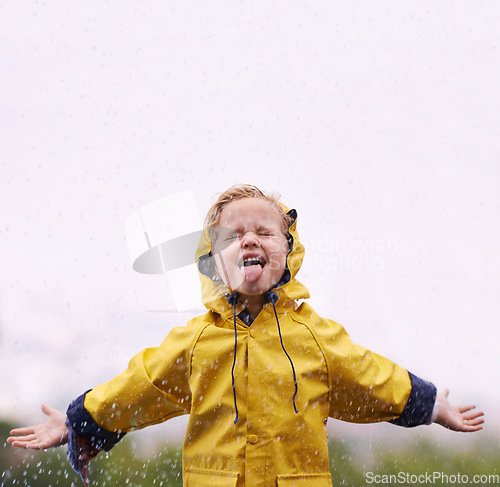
top-left (241, 232), bottom-right (260, 248)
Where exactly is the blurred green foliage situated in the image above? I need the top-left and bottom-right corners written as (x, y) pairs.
top-left (2, 420), bottom-right (499, 486)
top-left (328, 435), bottom-right (500, 486)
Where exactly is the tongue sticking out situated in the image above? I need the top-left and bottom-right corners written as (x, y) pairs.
top-left (242, 264), bottom-right (264, 282)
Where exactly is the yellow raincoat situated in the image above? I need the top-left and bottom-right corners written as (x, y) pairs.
top-left (83, 206), bottom-right (423, 487)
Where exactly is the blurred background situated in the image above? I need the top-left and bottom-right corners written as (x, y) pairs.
top-left (1, 1), bottom-right (499, 485)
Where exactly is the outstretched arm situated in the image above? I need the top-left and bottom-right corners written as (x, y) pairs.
top-left (7, 404), bottom-right (68, 450)
top-left (434, 389), bottom-right (484, 432)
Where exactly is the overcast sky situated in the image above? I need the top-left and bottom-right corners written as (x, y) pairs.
top-left (1, 1), bottom-right (499, 445)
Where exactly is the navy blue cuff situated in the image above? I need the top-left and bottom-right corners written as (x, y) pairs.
top-left (389, 372), bottom-right (437, 427)
top-left (66, 390), bottom-right (125, 451)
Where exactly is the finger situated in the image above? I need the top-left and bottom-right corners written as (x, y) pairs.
top-left (464, 416), bottom-right (485, 426)
top-left (10, 434), bottom-right (44, 449)
top-left (9, 427), bottom-right (36, 436)
top-left (458, 404), bottom-right (477, 414)
top-left (8, 440), bottom-right (32, 449)
top-left (7, 433), bottom-right (37, 443)
top-left (8, 441), bottom-right (27, 448)
top-left (442, 388), bottom-right (450, 398)
top-left (6, 436), bottom-right (24, 443)
top-left (462, 409), bottom-right (484, 420)
top-left (41, 403), bottom-right (56, 416)
top-left (7, 437), bottom-right (22, 446)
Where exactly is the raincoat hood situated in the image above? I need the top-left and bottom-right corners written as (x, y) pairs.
top-left (196, 203), bottom-right (310, 318)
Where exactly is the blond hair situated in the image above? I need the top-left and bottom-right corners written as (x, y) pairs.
top-left (205, 184), bottom-right (293, 234)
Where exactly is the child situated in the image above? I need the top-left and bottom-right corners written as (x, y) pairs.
top-left (8, 184), bottom-right (484, 487)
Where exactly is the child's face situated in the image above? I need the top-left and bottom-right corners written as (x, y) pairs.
top-left (212, 198), bottom-right (289, 298)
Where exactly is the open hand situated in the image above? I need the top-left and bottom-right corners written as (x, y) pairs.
top-left (434, 389), bottom-right (484, 432)
top-left (7, 404), bottom-right (68, 450)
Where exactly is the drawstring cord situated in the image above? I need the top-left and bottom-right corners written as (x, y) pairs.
top-left (227, 292), bottom-right (239, 424)
top-left (265, 291), bottom-right (299, 414)
top-left (226, 290), bottom-right (299, 425)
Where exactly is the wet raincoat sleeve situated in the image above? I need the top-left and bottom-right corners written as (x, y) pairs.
top-left (65, 322), bottom-right (200, 480)
top-left (305, 308), bottom-right (436, 424)
top-left (83, 323), bottom-right (198, 432)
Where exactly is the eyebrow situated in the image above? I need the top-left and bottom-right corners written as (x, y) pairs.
top-left (256, 225), bottom-right (274, 232)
